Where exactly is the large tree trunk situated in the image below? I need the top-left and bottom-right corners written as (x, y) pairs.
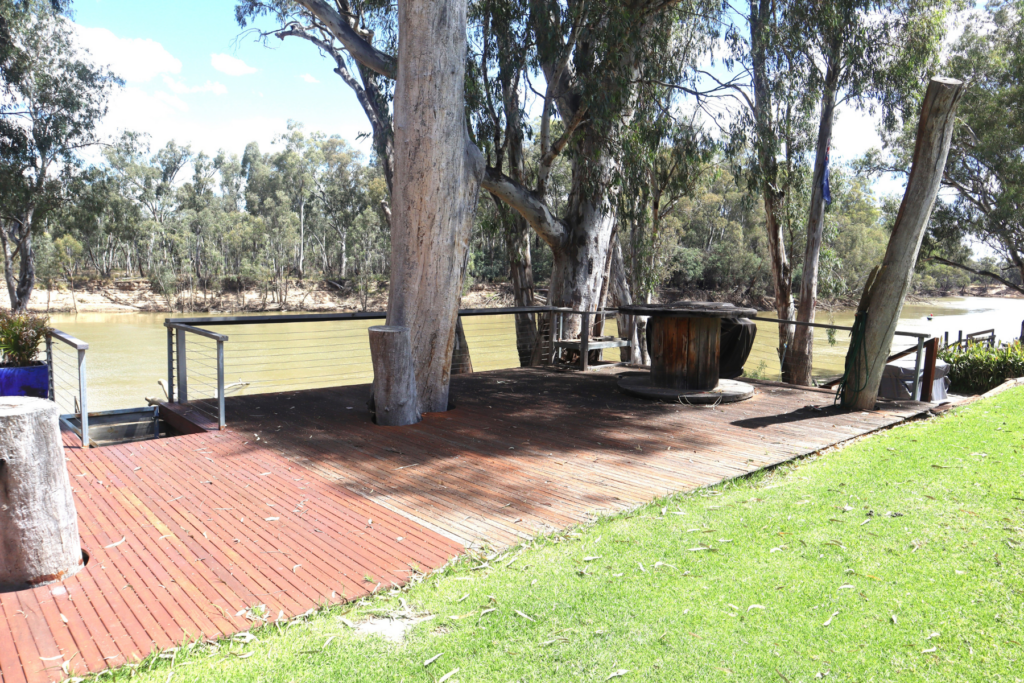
top-left (548, 140), bottom-right (618, 340)
top-left (791, 65), bottom-right (840, 386)
top-left (0, 397), bottom-right (83, 592)
top-left (842, 77), bottom-right (965, 410)
top-left (386, 0), bottom-right (484, 414)
top-left (1, 210), bottom-right (37, 312)
top-left (750, 0), bottom-right (796, 382)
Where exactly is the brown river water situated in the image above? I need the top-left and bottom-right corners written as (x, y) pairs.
top-left (45, 296), bottom-right (1024, 413)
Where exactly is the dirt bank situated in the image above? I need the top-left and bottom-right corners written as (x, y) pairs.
top-left (4, 279), bottom-right (1018, 316)
top-left (1, 280), bottom-right (521, 314)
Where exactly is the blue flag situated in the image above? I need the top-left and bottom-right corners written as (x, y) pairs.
top-left (822, 146), bottom-right (832, 205)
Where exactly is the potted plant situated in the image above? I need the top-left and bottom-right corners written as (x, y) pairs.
top-left (0, 309), bottom-right (51, 398)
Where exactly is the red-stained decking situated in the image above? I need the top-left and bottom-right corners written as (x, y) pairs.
top-left (1, 368), bottom-right (927, 682)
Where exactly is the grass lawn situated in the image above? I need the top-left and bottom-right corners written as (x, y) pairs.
top-left (109, 388), bottom-right (1024, 682)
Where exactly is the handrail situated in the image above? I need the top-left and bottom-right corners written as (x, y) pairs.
top-left (164, 321), bottom-right (229, 342)
top-left (48, 329), bottom-right (89, 351)
top-left (751, 316), bottom-right (931, 339)
top-left (163, 305), bottom-right (620, 328)
top-left (46, 329), bottom-right (89, 448)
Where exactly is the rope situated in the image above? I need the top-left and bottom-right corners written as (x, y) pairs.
top-left (835, 310), bottom-right (868, 405)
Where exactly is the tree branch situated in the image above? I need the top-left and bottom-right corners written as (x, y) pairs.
top-left (481, 166), bottom-right (567, 248)
top-left (293, 0), bottom-right (396, 78)
top-left (923, 256), bottom-right (1024, 296)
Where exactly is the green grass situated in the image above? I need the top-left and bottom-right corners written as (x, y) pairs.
top-left (100, 388), bottom-right (1024, 682)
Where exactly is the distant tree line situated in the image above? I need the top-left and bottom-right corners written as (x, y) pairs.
top-left (1, 0), bottom-right (1018, 334)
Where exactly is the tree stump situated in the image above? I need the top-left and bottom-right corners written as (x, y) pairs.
top-left (368, 326), bottom-right (421, 426)
top-left (0, 397), bottom-right (83, 592)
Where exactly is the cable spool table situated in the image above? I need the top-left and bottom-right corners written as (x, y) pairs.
top-left (617, 302), bottom-right (758, 403)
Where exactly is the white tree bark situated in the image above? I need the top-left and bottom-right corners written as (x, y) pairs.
top-left (0, 397), bottom-right (83, 592)
top-left (842, 77), bottom-right (965, 410)
top-left (386, 0), bottom-right (484, 414)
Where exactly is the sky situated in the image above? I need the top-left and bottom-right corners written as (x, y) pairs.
top-left (71, 0), bottom-right (375, 162)
top-left (70, 0), bottom-right (961, 200)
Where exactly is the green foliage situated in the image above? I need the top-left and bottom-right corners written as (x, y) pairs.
top-left (940, 340), bottom-right (1024, 394)
top-left (0, 308), bottom-right (49, 366)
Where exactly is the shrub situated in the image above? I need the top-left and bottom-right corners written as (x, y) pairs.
top-left (0, 309), bottom-right (51, 367)
top-left (939, 340), bottom-right (1024, 394)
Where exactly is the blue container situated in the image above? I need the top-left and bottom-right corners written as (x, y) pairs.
top-left (0, 363), bottom-right (49, 399)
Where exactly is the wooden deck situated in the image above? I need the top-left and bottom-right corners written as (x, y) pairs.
top-left (0, 368), bottom-right (927, 682)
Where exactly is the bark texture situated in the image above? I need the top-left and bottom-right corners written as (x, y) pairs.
top-left (791, 66), bottom-right (840, 386)
top-left (750, 0), bottom-right (796, 381)
top-left (0, 397), bottom-right (83, 592)
top-left (386, 0), bottom-right (485, 413)
top-left (368, 326), bottom-right (421, 426)
top-left (842, 77), bottom-right (965, 410)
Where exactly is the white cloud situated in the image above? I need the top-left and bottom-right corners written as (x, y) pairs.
top-left (300, 74), bottom-right (319, 84)
top-left (74, 24), bottom-right (181, 82)
top-left (162, 76), bottom-right (227, 96)
top-left (153, 91), bottom-right (188, 112)
top-left (211, 53), bottom-right (258, 77)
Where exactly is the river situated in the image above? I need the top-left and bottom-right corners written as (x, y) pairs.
top-left (45, 296), bottom-right (1023, 413)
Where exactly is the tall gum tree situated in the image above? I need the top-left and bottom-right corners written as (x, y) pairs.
top-left (786, 0), bottom-right (946, 386)
top-left (481, 0), bottom-right (719, 339)
top-left (0, 6), bottom-right (119, 311)
top-left (238, 0), bottom-right (483, 414)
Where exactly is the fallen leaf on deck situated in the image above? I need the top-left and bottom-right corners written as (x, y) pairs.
top-left (104, 537), bottom-right (125, 549)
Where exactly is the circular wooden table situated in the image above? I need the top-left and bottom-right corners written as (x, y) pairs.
top-left (617, 302), bottom-right (758, 403)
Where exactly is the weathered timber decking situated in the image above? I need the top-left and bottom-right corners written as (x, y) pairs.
top-left (1, 368), bottom-right (927, 682)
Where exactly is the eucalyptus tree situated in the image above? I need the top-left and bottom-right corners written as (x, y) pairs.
top-left (785, 0), bottom-right (947, 385)
top-left (480, 0), bottom-right (719, 341)
top-left (0, 5), bottom-right (119, 310)
top-left (238, 0), bottom-right (486, 415)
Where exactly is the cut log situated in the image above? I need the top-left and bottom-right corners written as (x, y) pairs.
top-left (368, 326), bottom-right (421, 426)
top-left (841, 77), bottom-right (965, 410)
top-left (0, 397), bottom-right (83, 592)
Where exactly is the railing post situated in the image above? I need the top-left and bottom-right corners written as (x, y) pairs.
top-left (77, 348), bottom-right (88, 448)
top-left (217, 339), bottom-right (226, 430)
top-left (176, 327), bottom-right (188, 403)
top-left (921, 337), bottom-right (939, 402)
top-left (45, 334), bottom-right (53, 402)
top-left (580, 311), bottom-right (590, 371)
top-left (166, 326), bottom-right (175, 403)
top-left (911, 336), bottom-right (925, 401)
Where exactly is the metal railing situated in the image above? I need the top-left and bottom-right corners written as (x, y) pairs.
top-left (163, 306), bottom-right (630, 428)
top-left (47, 329), bottom-right (89, 447)
top-left (750, 317), bottom-right (933, 400)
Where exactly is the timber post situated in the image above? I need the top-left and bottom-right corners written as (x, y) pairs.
top-left (921, 337), bottom-right (939, 402)
top-left (368, 326), bottom-right (421, 426)
top-left (0, 397), bottom-right (84, 592)
top-left (841, 77), bottom-right (965, 410)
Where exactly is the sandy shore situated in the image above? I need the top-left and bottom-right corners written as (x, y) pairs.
top-left (2, 280), bottom-right (1019, 315)
top-left (1, 280), bottom-right (520, 314)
